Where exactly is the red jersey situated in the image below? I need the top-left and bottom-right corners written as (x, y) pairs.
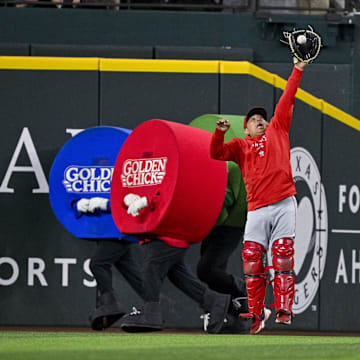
top-left (210, 67), bottom-right (303, 211)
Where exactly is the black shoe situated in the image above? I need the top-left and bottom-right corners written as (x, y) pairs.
top-left (121, 302), bottom-right (164, 333)
top-left (89, 291), bottom-right (127, 331)
top-left (220, 313), bottom-right (251, 334)
top-left (203, 289), bottom-right (231, 334)
top-left (231, 296), bottom-right (249, 315)
top-left (90, 313), bottom-right (125, 331)
top-left (231, 276), bottom-right (248, 314)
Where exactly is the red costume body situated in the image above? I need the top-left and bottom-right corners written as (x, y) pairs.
top-left (111, 120), bottom-right (232, 333)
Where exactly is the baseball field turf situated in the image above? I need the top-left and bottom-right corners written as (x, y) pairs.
top-left (1, 331), bottom-right (360, 360)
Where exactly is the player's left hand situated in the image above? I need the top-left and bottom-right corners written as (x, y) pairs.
top-left (281, 26), bottom-right (322, 64)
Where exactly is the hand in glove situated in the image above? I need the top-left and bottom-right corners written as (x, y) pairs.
top-left (123, 193), bottom-right (141, 207)
top-left (281, 25), bottom-right (321, 64)
top-left (127, 196), bottom-right (148, 217)
top-left (88, 197), bottom-right (109, 213)
top-left (77, 198), bottom-right (90, 213)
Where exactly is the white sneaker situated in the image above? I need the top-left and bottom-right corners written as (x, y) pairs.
top-left (250, 308), bottom-right (272, 335)
top-left (275, 311), bottom-right (291, 325)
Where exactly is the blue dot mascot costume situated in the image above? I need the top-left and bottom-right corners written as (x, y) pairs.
top-left (49, 126), bottom-right (145, 331)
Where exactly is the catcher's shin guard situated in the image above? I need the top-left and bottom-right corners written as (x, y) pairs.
top-left (272, 238), bottom-right (295, 321)
top-left (241, 241), bottom-right (266, 319)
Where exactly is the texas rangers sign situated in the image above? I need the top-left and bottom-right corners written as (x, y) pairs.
top-left (290, 147), bottom-right (328, 314)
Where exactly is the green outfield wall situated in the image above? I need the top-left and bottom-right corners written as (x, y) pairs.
top-left (0, 55), bottom-right (359, 331)
top-left (0, 6), bottom-right (358, 117)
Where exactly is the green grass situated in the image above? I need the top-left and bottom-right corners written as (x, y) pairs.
top-left (1, 331), bottom-right (360, 360)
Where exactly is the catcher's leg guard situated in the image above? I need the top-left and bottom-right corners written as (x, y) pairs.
top-left (242, 241), bottom-right (269, 334)
top-left (272, 238), bottom-right (295, 324)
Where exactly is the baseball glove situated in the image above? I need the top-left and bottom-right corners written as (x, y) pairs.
top-left (281, 25), bottom-right (322, 63)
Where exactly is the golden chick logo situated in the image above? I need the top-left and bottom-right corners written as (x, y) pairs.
top-left (121, 157), bottom-right (167, 188)
top-left (63, 166), bottom-right (113, 193)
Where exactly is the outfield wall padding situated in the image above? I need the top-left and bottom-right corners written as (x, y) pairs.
top-left (30, 44), bottom-right (154, 59)
top-left (0, 67), bottom-right (100, 326)
top-left (0, 57), bottom-right (359, 331)
top-left (155, 46), bottom-right (254, 61)
top-left (0, 42), bottom-right (30, 56)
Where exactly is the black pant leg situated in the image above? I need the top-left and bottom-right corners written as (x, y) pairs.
top-left (197, 226), bottom-right (242, 295)
top-left (90, 239), bottom-right (130, 294)
top-left (113, 242), bottom-right (145, 300)
top-left (167, 258), bottom-right (206, 306)
top-left (141, 240), bottom-right (185, 302)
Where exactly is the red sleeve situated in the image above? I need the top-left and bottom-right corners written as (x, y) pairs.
top-left (272, 66), bottom-right (303, 132)
top-left (210, 128), bottom-right (241, 162)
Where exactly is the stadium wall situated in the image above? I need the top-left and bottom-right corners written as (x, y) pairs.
top-left (0, 57), bottom-right (359, 331)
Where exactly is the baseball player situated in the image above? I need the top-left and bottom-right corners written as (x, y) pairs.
top-left (210, 60), bottom-right (307, 334)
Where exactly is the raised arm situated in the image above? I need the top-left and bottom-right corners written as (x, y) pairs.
top-left (272, 61), bottom-right (307, 132)
top-left (210, 119), bottom-right (238, 162)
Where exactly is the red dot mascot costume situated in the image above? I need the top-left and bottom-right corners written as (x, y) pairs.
top-left (111, 119), bottom-right (233, 333)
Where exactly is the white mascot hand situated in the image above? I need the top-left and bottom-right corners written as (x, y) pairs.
top-left (123, 193), bottom-right (141, 207)
top-left (127, 197), bottom-right (148, 217)
top-left (77, 198), bottom-right (90, 213)
top-left (88, 197), bottom-right (109, 213)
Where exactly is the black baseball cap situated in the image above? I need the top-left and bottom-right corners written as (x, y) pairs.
top-left (244, 107), bottom-right (268, 129)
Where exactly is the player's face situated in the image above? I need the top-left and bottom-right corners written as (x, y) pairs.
top-left (245, 114), bottom-right (268, 137)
